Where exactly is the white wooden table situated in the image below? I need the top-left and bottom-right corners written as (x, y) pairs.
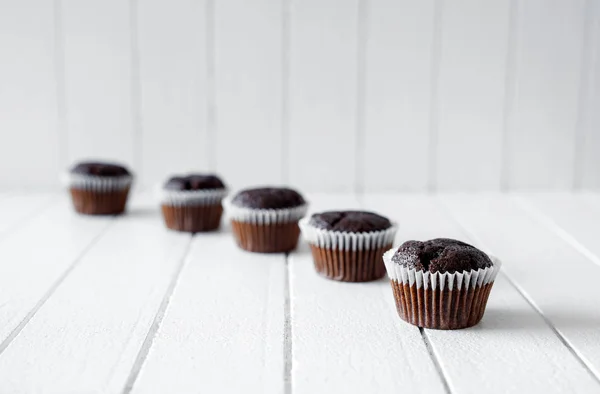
top-left (0, 191), bottom-right (599, 393)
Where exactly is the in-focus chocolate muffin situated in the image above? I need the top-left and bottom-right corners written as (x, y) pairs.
top-left (383, 238), bottom-right (500, 330)
top-left (300, 210), bottom-right (397, 282)
top-left (161, 174), bottom-right (227, 233)
top-left (391, 238), bottom-right (493, 274)
top-left (225, 187), bottom-right (308, 253)
top-left (67, 161), bottom-right (133, 215)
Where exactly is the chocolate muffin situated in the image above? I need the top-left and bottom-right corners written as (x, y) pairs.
top-left (300, 210), bottom-right (397, 282)
top-left (309, 211), bottom-right (392, 232)
top-left (67, 161), bottom-right (133, 215)
top-left (231, 187), bottom-right (305, 209)
top-left (164, 175), bottom-right (225, 191)
top-left (224, 187), bottom-right (308, 253)
top-left (391, 238), bottom-right (493, 273)
top-left (383, 238), bottom-right (501, 330)
top-left (161, 174), bottom-right (227, 233)
top-left (71, 162), bottom-right (131, 177)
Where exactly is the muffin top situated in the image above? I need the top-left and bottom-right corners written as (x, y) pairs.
top-left (309, 210), bottom-right (392, 232)
top-left (391, 238), bottom-right (493, 274)
top-left (231, 187), bottom-right (305, 209)
top-left (164, 174), bottom-right (225, 191)
top-left (70, 161), bottom-right (131, 177)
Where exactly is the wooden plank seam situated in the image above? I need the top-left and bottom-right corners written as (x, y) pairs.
top-left (439, 198), bottom-right (600, 384)
top-left (122, 234), bottom-right (194, 394)
top-left (0, 216), bottom-right (116, 356)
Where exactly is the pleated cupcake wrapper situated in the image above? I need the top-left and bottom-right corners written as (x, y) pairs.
top-left (299, 218), bottom-right (398, 251)
top-left (231, 221), bottom-right (301, 253)
top-left (159, 188), bottom-right (228, 207)
top-left (62, 172), bottom-right (133, 192)
top-left (69, 188), bottom-right (131, 215)
top-left (161, 204), bottom-right (223, 233)
top-left (382, 249), bottom-right (501, 290)
top-left (299, 219), bottom-right (398, 282)
top-left (222, 197), bottom-right (309, 225)
top-left (382, 248), bottom-right (502, 329)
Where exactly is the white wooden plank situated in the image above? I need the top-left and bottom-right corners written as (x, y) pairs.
top-left (0, 198), bottom-right (113, 347)
top-left (515, 192), bottom-right (600, 268)
top-left (0, 192), bottom-right (57, 239)
top-left (442, 193), bottom-right (600, 381)
top-left (137, 0), bottom-right (210, 188)
top-left (290, 194), bottom-right (446, 393)
top-left (0, 193), bottom-right (191, 393)
top-left (506, 0), bottom-right (586, 189)
top-left (580, 1), bottom-right (600, 189)
top-left (0, 0), bottom-right (60, 188)
top-left (435, 0), bottom-right (510, 190)
top-left (62, 0), bottom-right (136, 168)
top-left (130, 232), bottom-right (286, 394)
top-left (369, 194), bottom-right (600, 393)
top-left (362, 0), bottom-right (435, 191)
top-left (288, 0), bottom-right (359, 192)
top-left (214, 0), bottom-right (283, 189)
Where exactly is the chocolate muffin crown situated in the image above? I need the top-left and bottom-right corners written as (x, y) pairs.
top-left (164, 174), bottom-right (225, 191)
top-left (391, 238), bottom-right (493, 274)
top-left (231, 187), bottom-right (305, 209)
top-left (308, 210), bottom-right (392, 233)
top-left (70, 161), bottom-right (131, 177)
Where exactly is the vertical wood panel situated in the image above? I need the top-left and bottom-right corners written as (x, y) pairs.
top-left (580, 0), bottom-right (600, 189)
top-left (288, 0), bottom-right (359, 192)
top-left (137, 0), bottom-right (210, 188)
top-left (0, 0), bottom-right (60, 188)
top-left (506, 0), bottom-right (586, 189)
top-left (214, 0), bottom-right (283, 189)
top-left (62, 0), bottom-right (136, 169)
top-left (363, 0), bottom-right (436, 191)
top-left (435, 0), bottom-right (511, 190)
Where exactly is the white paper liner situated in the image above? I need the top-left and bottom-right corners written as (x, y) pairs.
top-left (223, 196), bottom-right (308, 225)
top-left (159, 188), bottom-right (228, 207)
top-left (63, 172), bottom-right (133, 192)
top-left (383, 248), bottom-right (502, 291)
top-left (299, 218), bottom-right (398, 252)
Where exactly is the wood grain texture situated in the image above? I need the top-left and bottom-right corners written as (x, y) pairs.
top-left (290, 194), bottom-right (446, 393)
top-left (442, 193), bottom-right (600, 381)
top-left (580, 1), bottom-right (600, 189)
top-left (130, 231), bottom-right (286, 394)
top-left (0, 194), bottom-right (191, 393)
top-left (62, 0), bottom-right (136, 168)
top-left (362, 0), bottom-right (435, 191)
top-left (288, 0), bottom-right (359, 192)
top-left (214, 0), bottom-right (284, 189)
top-left (137, 0), bottom-right (210, 187)
top-left (0, 199), bottom-right (113, 347)
top-left (506, 0), bottom-right (587, 189)
top-left (369, 194), bottom-right (600, 393)
top-left (435, 0), bottom-right (510, 190)
top-left (0, 0), bottom-right (60, 188)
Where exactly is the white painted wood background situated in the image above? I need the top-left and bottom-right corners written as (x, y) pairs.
top-left (1, 0), bottom-right (599, 192)
top-left (0, 191), bottom-right (600, 393)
